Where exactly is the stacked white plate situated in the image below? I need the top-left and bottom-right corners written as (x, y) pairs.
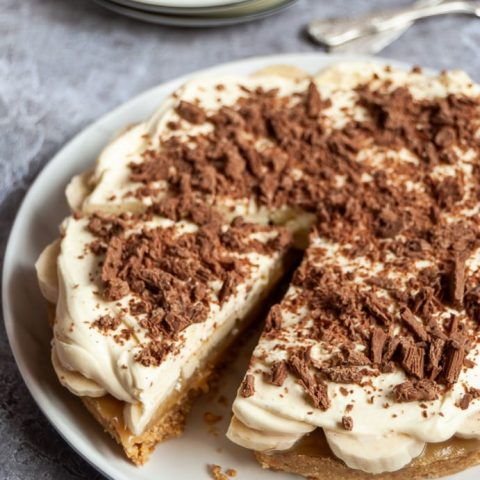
top-left (93, 0), bottom-right (298, 27)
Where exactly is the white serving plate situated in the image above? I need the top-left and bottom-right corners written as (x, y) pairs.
top-left (93, 0), bottom-right (296, 27)
top-left (3, 53), bottom-right (478, 480)
top-left (108, 0), bottom-right (291, 16)
top-left (129, 0), bottom-right (246, 7)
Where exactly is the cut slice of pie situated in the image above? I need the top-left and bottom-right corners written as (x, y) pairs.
top-left (36, 59), bottom-right (480, 478)
top-left (227, 63), bottom-right (480, 478)
top-left (36, 65), bottom-right (312, 464)
top-left (37, 206), bottom-right (291, 464)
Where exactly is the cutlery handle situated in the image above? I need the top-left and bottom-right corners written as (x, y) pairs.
top-left (309, 0), bottom-right (478, 47)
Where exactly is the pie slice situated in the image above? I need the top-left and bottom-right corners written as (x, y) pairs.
top-left (37, 206), bottom-right (291, 464)
top-left (227, 63), bottom-right (480, 478)
top-left (37, 65), bottom-right (312, 464)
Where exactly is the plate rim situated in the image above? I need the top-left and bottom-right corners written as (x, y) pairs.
top-left (105, 0), bottom-right (290, 15)
top-left (92, 0), bottom-right (296, 27)
top-left (109, 0), bottom-right (254, 13)
top-left (3, 52), bottom-right (442, 480)
top-left (123, 0), bottom-right (247, 7)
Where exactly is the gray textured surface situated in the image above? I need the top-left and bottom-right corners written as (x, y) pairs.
top-left (1, 0), bottom-right (480, 478)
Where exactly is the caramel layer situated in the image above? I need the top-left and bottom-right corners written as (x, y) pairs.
top-left (292, 428), bottom-right (480, 467)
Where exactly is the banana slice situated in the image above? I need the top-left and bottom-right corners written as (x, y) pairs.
top-left (252, 64), bottom-right (309, 81)
top-left (325, 429), bottom-right (425, 474)
top-left (314, 62), bottom-right (381, 89)
top-left (35, 239), bottom-right (60, 303)
top-left (456, 412), bottom-right (480, 439)
top-left (227, 416), bottom-right (302, 452)
top-left (65, 169), bottom-right (93, 212)
top-left (51, 346), bottom-right (106, 397)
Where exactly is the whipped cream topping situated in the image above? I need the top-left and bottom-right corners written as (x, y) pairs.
top-left (45, 213), bottom-right (288, 435)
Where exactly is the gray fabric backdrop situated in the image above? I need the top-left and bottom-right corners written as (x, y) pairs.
top-left (1, 0), bottom-right (479, 478)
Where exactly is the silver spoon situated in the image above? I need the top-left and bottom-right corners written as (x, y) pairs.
top-left (308, 0), bottom-right (480, 49)
top-left (325, 0), bottom-right (442, 54)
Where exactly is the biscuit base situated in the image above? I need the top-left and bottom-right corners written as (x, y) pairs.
top-left (255, 428), bottom-right (480, 480)
top-left (81, 354), bottom-right (216, 465)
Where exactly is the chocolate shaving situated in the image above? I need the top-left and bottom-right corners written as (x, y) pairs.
top-left (135, 342), bottom-right (168, 367)
top-left (288, 353), bottom-right (330, 410)
top-left (457, 392), bottom-right (473, 410)
top-left (393, 379), bottom-right (438, 402)
top-left (340, 346), bottom-right (371, 366)
top-left (240, 374), bottom-right (255, 398)
top-left (447, 256), bottom-right (466, 308)
top-left (427, 337), bottom-right (445, 380)
top-left (442, 345), bottom-right (465, 384)
top-left (400, 307), bottom-right (429, 342)
top-left (434, 126), bottom-right (456, 148)
top-left (265, 361), bottom-right (288, 387)
top-left (92, 315), bottom-right (121, 332)
top-left (400, 341), bottom-right (425, 379)
top-left (341, 416), bottom-right (354, 431)
top-left (370, 327), bottom-right (387, 364)
top-left (363, 293), bottom-right (394, 325)
top-left (322, 366), bottom-right (374, 384)
top-left (176, 100), bottom-right (206, 124)
top-left (375, 206), bottom-right (403, 238)
top-left (383, 336), bottom-right (401, 363)
top-left (306, 82), bottom-right (323, 118)
top-left (433, 176), bottom-right (464, 209)
top-left (218, 276), bottom-right (235, 305)
top-left (265, 305), bottom-right (282, 332)
top-left (305, 382), bottom-right (330, 411)
top-left (465, 287), bottom-right (480, 322)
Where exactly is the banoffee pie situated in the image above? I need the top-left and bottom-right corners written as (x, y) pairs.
top-left (37, 61), bottom-right (480, 478)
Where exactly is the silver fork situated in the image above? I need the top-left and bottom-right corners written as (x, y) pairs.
top-left (308, 0), bottom-right (480, 50)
